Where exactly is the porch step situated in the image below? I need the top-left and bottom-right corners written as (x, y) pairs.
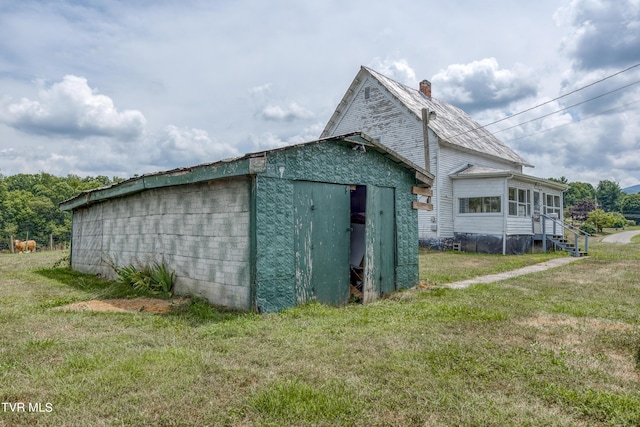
top-left (547, 237), bottom-right (585, 257)
top-left (540, 214), bottom-right (590, 258)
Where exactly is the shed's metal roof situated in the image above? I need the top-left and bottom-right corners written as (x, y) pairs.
top-left (450, 164), bottom-right (568, 190)
top-left (323, 66), bottom-right (532, 167)
top-left (59, 132), bottom-right (433, 211)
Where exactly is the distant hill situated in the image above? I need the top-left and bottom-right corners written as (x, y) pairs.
top-left (622, 184), bottom-right (640, 194)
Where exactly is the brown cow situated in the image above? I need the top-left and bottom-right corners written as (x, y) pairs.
top-left (13, 240), bottom-right (36, 253)
top-left (14, 240), bottom-right (25, 252)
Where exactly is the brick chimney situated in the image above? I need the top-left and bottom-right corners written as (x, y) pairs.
top-left (419, 80), bottom-right (431, 98)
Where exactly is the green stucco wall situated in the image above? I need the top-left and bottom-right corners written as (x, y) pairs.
top-left (254, 141), bottom-right (419, 313)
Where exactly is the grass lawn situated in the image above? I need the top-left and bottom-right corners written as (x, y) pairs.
top-left (1, 230), bottom-right (639, 426)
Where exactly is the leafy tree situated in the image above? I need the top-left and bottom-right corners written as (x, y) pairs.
top-left (585, 209), bottom-right (626, 232)
top-left (609, 212), bottom-right (627, 229)
top-left (564, 182), bottom-right (596, 208)
top-left (620, 193), bottom-right (640, 217)
top-left (548, 176), bottom-right (569, 184)
top-left (0, 172), bottom-right (123, 249)
top-left (2, 190), bottom-right (36, 239)
top-left (569, 199), bottom-right (595, 222)
top-left (4, 173), bottom-right (39, 192)
top-left (585, 209), bottom-right (610, 233)
top-left (596, 180), bottom-right (624, 212)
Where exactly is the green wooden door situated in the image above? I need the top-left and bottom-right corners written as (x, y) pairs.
top-left (377, 187), bottom-right (396, 295)
top-left (294, 181), bottom-right (351, 306)
top-left (363, 186), bottom-right (396, 301)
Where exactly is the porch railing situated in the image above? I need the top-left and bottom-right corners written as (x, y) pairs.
top-left (541, 214), bottom-right (589, 257)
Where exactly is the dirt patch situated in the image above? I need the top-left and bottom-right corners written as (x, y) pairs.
top-left (54, 297), bottom-right (190, 314)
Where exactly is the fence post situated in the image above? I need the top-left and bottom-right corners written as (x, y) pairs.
top-left (50, 234), bottom-right (54, 251)
top-left (10, 235), bottom-right (14, 254)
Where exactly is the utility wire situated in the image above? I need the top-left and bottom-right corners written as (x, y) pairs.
top-left (504, 98), bottom-right (640, 142)
top-left (446, 62), bottom-right (640, 139)
top-left (493, 79), bottom-right (640, 134)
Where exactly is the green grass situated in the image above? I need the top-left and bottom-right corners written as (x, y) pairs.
top-left (418, 247), bottom-right (567, 285)
top-left (1, 240), bottom-right (639, 426)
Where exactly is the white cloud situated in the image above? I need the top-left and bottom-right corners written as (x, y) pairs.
top-left (249, 83), bottom-right (272, 96)
top-left (0, 75), bottom-right (146, 140)
top-left (432, 58), bottom-right (538, 113)
top-left (260, 103), bottom-right (314, 122)
top-left (150, 125), bottom-right (241, 166)
top-left (248, 122), bottom-right (325, 151)
top-left (369, 57), bottom-right (417, 86)
top-left (555, 0), bottom-right (640, 71)
top-left (0, 0), bottom-right (638, 189)
top-left (248, 131), bottom-right (291, 151)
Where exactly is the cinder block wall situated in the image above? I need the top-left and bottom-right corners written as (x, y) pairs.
top-left (71, 177), bottom-right (252, 310)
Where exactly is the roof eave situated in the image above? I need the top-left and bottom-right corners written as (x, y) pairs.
top-left (439, 138), bottom-right (532, 168)
top-left (451, 170), bottom-right (568, 191)
top-left (320, 67), bottom-right (369, 138)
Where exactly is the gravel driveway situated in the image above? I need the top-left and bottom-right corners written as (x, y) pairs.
top-left (601, 230), bottom-right (640, 243)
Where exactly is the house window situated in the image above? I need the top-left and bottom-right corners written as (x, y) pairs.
top-left (508, 187), bottom-right (531, 216)
top-left (364, 87), bottom-right (370, 99)
top-left (545, 194), bottom-right (561, 217)
top-left (459, 196), bottom-right (501, 213)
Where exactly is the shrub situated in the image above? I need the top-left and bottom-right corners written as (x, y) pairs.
top-left (115, 261), bottom-right (175, 297)
top-left (579, 223), bottom-right (596, 235)
top-left (609, 212), bottom-right (627, 229)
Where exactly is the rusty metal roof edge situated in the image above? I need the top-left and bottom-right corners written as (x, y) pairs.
top-left (60, 132), bottom-right (433, 211)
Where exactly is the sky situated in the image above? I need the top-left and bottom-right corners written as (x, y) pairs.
top-left (1, 0), bottom-right (639, 188)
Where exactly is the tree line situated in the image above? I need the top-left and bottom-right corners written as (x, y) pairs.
top-left (1, 172), bottom-right (638, 252)
top-left (550, 177), bottom-right (640, 233)
top-left (0, 173), bottom-right (123, 251)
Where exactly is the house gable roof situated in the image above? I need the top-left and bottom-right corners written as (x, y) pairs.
top-left (322, 66), bottom-right (532, 168)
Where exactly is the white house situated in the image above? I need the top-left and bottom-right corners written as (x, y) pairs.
top-left (321, 66), bottom-right (568, 254)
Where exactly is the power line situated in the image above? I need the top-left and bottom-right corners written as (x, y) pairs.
top-left (493, 79), bottom-right (640, 134)
top-left (504, 98), bottom-right (640, 143)
top-left (447, 62), bottom-right (640, 139)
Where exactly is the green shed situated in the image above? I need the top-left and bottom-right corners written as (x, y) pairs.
top-left (60, 133), bottom-right (434, 312)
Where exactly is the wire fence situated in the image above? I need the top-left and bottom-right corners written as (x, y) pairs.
top-left (3, 234), bottom-right (70, 253)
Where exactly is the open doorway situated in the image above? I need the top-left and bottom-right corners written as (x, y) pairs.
top-left (350, 185), bottom-right (366, 302)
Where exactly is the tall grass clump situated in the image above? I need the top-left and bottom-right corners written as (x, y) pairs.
top-left (115, 261), bottom-right (175, 297)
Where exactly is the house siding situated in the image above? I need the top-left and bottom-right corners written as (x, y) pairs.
top-left (71, 178), bottom-right (253, 310)
top-left (322, 67), bottom-right (568, 255)
top-left (324, 75), bottom-right (529, 245)
top-left (452, 177), bottom-right (505, 236)
top-left (331, 76), bottom-right (426, 168)
top-left (436, 145), bottom-right (522, 240)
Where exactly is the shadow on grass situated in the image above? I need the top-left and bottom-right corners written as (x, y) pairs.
top-left (35, 267), bottom-right (142, 299)
top-left (166, 296), bottom-right (249, 326)
top-left (35, 267), bottom-right (248, 325)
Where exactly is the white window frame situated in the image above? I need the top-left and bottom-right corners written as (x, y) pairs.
top-left (508, 187), bottom-right (531, 217)
top-left (545, 193), bottom-right (561, 217)
top-left (459, 196), bottom-right (501, 214)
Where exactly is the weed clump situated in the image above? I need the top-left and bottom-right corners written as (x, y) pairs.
top-left (114, 261), bottom-right (175, 298)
